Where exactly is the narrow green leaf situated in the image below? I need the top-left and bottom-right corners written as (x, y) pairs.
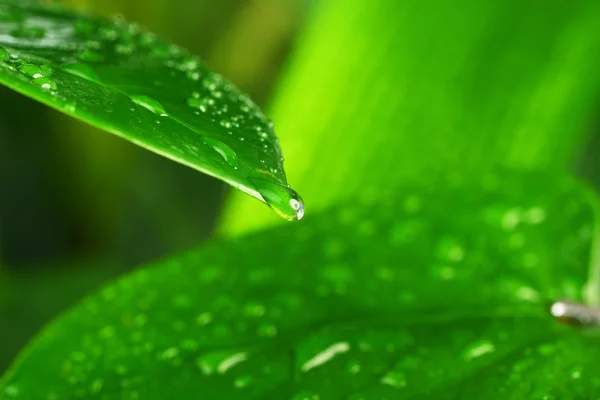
top-left (2, 172), bottom-right (599, 399)
top-left (0, 1), bottom-right (303, 221)
top-left (219, 0), bottom-right (600, 234)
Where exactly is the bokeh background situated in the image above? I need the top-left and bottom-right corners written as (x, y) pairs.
top-left (1, 0), bottom-right (600, 375)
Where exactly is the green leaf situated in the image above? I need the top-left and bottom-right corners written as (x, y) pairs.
top-left (219, 0), bottom-right (600, 234)
top-left (2, 171), bottom-right (599, 399)
top-left (0, 1), bottom-right (303, 221)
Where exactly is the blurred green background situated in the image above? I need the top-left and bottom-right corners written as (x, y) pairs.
top-left (1, 0), bottom-right (600, 377)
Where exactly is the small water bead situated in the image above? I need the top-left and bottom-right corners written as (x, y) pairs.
top-left (3, 385), bottom-right (19, 397)
top-left (18, 63), bottom-right (45, 79)
top-left (0, 47), bottom-right (10, 62)
top-left (201, 137), bottom-right (239, 169)
top-left (116, 43), bottom-right (135, 55)
top-left (130, 95), bottom-right (167, 116)
top-left (33, 76), bottom-right (57, 91)
top-left (62, 62), bottom-right (101, 83)
top-left (234, 375), bottom-right (254, 388)
top-left (77, 49), bottom-right (104, 63)
top-left (291, 391), bottom-right (320, 400)
top-left (463, 340), bottom-right (496, 360)
top-left (196, 351), bottom-right (248, 376)
top-left (90, 379), bottom-right (104, 393)
top-left (257, 323), bottom-right (278, 337)
top-left (158, 347), bottom-right (180, 360)
top-left (380, 370), bottom-right (407, 388)
top-left (301, 342), bottom-right (350, 373)
top-left (187, 97), bottom-right (207, 112)
top-left (243, 301), bottom-right (266, 317)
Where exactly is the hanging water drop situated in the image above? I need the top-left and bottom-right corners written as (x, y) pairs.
top-left (250, 179), bottom-right (304, 221)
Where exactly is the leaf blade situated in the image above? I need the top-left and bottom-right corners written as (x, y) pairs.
top-left (1, 171), bottom-right (598, 399)
top-left (0, 1), bottom-right (302, 220)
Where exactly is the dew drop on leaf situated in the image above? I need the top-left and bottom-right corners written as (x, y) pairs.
top-left (33, 76), bottom-right (57, 91)
top-left (380, 370), bottom-right (407, 388)
top-left (0, 46), bottom-right (10, 62)
top-left (62, 62), bottom-right (101, 83)
top-left (290, 391), bottom-right (321, 400)
top-left (463, 339), bottom-right (496, 360)
top-left (17, 63), bottom-right (45, 79)
top-left (77, 49), bottom-right (104, 63)
top-left (250, 178), bottom-right (305, 221)
top-left (201, 137), bottom-right (239, 169)
top-left (130, 95), bottom-right (167, 116)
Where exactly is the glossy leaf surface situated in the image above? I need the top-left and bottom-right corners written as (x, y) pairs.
top-left (1, 172), bottom-right (599, 399)
top-left (0, 1), bottom-right (302, 221)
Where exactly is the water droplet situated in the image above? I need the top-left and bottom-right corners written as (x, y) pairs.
top-left (195, 312), bottom-right (213, 325)
top-left (11, 25), bottom-right (45, 39)
top-left (380, 370), bottom-right (407, 388)
top-left (243, 301), bottom-right (266, 317)
top-left (257, 322), bottom-right (278, 337)
top-left (33, 76), bottom-right (57, 91)
top-left (290, 391), bottom-right (320, 400)
top-left (301, 342), bottom-right (350, 373)
top-left (3, 385), bottom-right (19, 397)
top-left (116, 43), bottom-right (135, 55)
top-left (234, 375), bottom-right (254, 388)
top-left (90, 379), bottom-right (103, 393)
top-left (250, 179), bottom-right (304, 221)
top-left (201, 137), bottom-right (239, 169)
top-left (0, 47), bottom-right (10, 62)
top-left (436, 237), bottom-right (464, 263)
top-left (501, 208), bottom-right (521, 230)
top-left (78, 49), bottom-right (104, 63)
top-left (196, 351), bottom-right (248, 375)
top-left (463, 340), bottom-right (495, 360)
top-left (524, 207), bottom-right (546, 224)
top-left (158, 347), bottom-right (180, 360)
top-left (345, 360), bottom-right (361, 374)
top-left (18, 63), bottom-right (45, 79)
top-left (62, 62), bottom-right (101, 82)
top-left (130, 95), bottom-right (167, 115)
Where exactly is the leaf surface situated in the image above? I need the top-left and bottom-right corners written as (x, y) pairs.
top-left (1, 172), bottom-right (599, 399)
top-left (219, 0), bottom-right (600, 233)
top-left (0, 1), bottom-right (302, 221)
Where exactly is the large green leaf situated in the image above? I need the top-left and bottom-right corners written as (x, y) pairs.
top-left (0, 1), bottom-right (302, 221)
top-left (219, 0), bottom-right (600, 234)
top-left (2, 172), bottom-right (599, 399)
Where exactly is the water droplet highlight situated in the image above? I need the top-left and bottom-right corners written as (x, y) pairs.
top-left (301, 342), bottom-right (350, 373)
